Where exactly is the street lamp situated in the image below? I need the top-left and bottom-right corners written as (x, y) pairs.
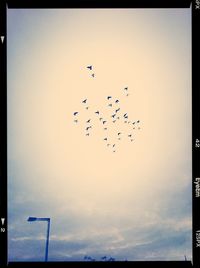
top-left (27, 217), bottom-right (50, 262)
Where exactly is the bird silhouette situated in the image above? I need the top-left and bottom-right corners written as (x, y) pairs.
top-left (104, 138), bottom-right (108, 141)
top-left (73, 112), bottom-right (78, 116)
top-left (86, 106), bottom-right (89, 109)
top-left (115, 108), bottom-right (120, 113)
top-left (111, 114), bottom-right (116, 118)
top-left (137, 120), bottom-right (140, 123)
top-left (118, 132), bottom-right (121, 135)
top-left (132, 122), bottom-right (135, 125)
top-left (128, 134), bottom-right (132, 137)
top-left (123, 113), bottom-right (127, 117)
top-left (113, 144), bottom-right (115, 147)
top-left (103, 121), bottom-right (106, 124)
top-left (82, 99), bottom-right (87, 103)
top-left (113, 150), bottom-right (116, 153)
top-left (87, 65), bottom-right (92, 70)
top-left (108, 103), bottom-right (112, 107)
top-left (86, 119), bottom-right (91, 123)
top-left (86, 133), bottom-right (89, 136)
top-left (86, 127), bottom-right (90, 131)
top-left (91, 73), bottom-right (95, 77)
top-left (99, 117), bottom-right (103, 121)
top-left (124, 87), bottom-right (128, 90)
top-left (95, 111), bottom-right (100, 115)
top-left (115, 99), bottom-right (119, 103)
top-left (112, 120), bottom-right (116, 123)
top-left (107, 96), bottom-right (112, 100)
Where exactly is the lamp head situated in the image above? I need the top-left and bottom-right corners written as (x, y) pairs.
top-left (27, 217), bottom-right (37, 222)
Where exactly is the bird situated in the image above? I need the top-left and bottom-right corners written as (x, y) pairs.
top-left (86, 127), bottom-right (90, 131)
top-left (74, 120), bottom-right (78, 123)
top-left (115, 108), bottom-right (120, 113)
top-left (113, 144), bottom-right (115, 147)
top-left (113, 150), bottom-right (116, 153)
top-left (91, 73), bottom-right (95, 77)
top-left (107, 96), bottom-right (112, 100)
top-left (87, 65), bottom-right (92, 70)
top-left (128, 121), bottom-right (131, 124)
top-left (86, 119), bottom-right (91, 123)
top-left (118, 132), bottom-right (121, 135)
top-left (132, 122), bottom-right (135, 125)
top-left (82, 99), bottom-right (87, 103)
top-left (108, 103), bottom-right (112, 107)
top-left (104, 138), bottom-right (108, 141)
top-left (86, 106), bottom-right (89, 110)
top-left (137, 120), bottom-right (140, 123)
top-left (99, 117), bottom-right (103, 121)
top-left (103, 121), bottom-right (106, 124)
top-left (115, 99), bottom-right (119, 103)
top-left (126, 93), bottom-right (129, 96)
top-left (111, 114), bottom-right (116, 118)
top-left (124, 87), bottom-right (128, 90)
top-left (86, 133), bottom-right (89, 136)
top-left (73, 112), bottom-right (78, 116)
top-left (95, 111), bottom-right (100, 115)
top-left (128, 134), bottom-right (132, 137)
top-left (123, 113), bottom-right (127, 118)
top-left (112, 120), bottom-right (116, 123)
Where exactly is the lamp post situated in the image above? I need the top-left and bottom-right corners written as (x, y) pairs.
top-left (27, 217), bottom-right (50, 262)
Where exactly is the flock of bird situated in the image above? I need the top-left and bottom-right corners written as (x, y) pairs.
top-left (73, 65), bottom-right (141, 153)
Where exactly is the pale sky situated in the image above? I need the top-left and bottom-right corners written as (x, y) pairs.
top-left (7, 8), bottom-right (192, 261)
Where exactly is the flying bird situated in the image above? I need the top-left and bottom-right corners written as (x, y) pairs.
top-left (86, 119), bottom-right (91, 123)
top-left (91, 73), bottom-right (95, 77)
top-left (107, 96), bottom-right (112, 100)
top-left (99, 117), bottom-right (103, 121)
top-left (104, 138), bottom-right (108, 141)
top-left (115, 99), bottom-right (119, 103)
top-left (128, 134), bottom-right (132, 137)
top-left (82, 99), bottom-right (87, 103)
top-left (112, 120), bottom-right (116, 123)
top-left (103, 121), bottom-right (106, 124)
top-left (73, 112), bottom-right (78, 116)
top-left (118, 132), bottom-right (121, 135)
top-left (124, 87), bottom-right (128, 90)
top-left (87, 65), bottom-right (92, 70)
top-left (132, 122), bottom-right (135, 125)
top-left (123, 113), bottom-right (127, 118)
top-left (111, 114), bottom-right (116, 118)
top-left (108, 103), bottom-right (112, 107)
top-left (86, 127), bottom-right (90, 131)
top-left (95, 111), bottom-right (100, 115)
top-left (115, 108), bottom-right (120, 113)
top-left (137, 120), bottom-right (140, 123)
top-left (113, 144), bottom-right (115, 147)
top-left (86, 106), bottom-right (89, 110)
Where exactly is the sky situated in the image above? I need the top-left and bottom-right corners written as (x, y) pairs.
top-left (7, 8), bottom-right (192, 262)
